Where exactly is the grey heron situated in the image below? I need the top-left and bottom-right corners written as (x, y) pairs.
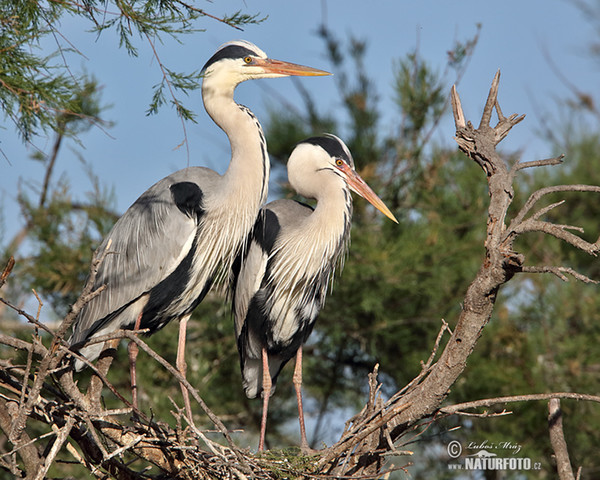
top-left (68, 40), bottom-right (330, 420)
top-left (232, 134), bottom-right (397, 451)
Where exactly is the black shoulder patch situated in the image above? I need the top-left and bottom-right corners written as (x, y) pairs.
top-left (202, 45), bottom-right (257, 72)
top-left (170, 182), bottom-right (204, 222)
top-left (253, 208), bottom-right (281, 254)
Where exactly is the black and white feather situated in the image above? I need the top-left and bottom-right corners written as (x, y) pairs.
top-left (232, 135), bottom-right (361, 398)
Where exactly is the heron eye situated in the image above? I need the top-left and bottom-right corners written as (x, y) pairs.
top-left (335, 159), bottom-right (344, 167)
top-left (243, 56), bottom-right (253, 64)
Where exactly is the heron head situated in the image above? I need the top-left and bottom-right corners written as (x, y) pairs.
top-left (288, 134), bottom-right (398, 223)
top-left (201, 40), bottom-right (330, 88)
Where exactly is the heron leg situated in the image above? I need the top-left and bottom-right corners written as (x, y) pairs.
top-left (293, 345), bottom-right (310, 451)
top-left (176, 314), bottom-right (194, 425)
top-left (128, 312), bottom-right (143, 410)
top-left (258, 347), bottom-right (272, 452)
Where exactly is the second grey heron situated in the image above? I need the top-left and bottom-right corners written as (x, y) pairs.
top-left (232, 134), bottom-right (397, 451)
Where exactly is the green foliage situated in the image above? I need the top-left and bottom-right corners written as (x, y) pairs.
top-left (255, 448), bottom-right (318, 479)
top-left (18, 178), bottom-right (115, 316)
top-left (2, 78), bottom-right (116, 315)
top-left (0, 1), bottom-right (79, 141)
top-left (0, 0), bottom-right (264, 142)
top-left (447, 134), bottom-right (600, 476)
top-left (260, 22), bottom-right (600, 477)
top-left (393, 53), bottom-right (445, 141)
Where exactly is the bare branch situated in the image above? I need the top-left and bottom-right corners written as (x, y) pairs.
top-left (121, 330), bottom-right (249, 467)
top-left (548, 399), bottom-right (576, 480)
top-left (451, 85), bottom-right (466, 129)
top-left (440, 392), bottom-right (600, 415)
top-left (33, 415), bottom-right (76, 480)
top-left (531, 200), bottom-right (567, 221)
top-left (513, 218), bottom-right (600, 255)
top-left (520, 266), bottom-right (598, 284)
top-left (479, 70), bottom-right (501, 129)
top-left (0, 256), bottom-right (15, 289)
top-left (511, 154), bottom-right (564, 175)
top-left (509, 184), bottom-right (600, 231)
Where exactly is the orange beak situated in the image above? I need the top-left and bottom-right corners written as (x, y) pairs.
top-left (341, 163), bottom-right (398, 223)
top-left (252, 58), bottom-right (331, 77)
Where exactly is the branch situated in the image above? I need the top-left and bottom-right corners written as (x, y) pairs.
top-left (0, 257), bottom-right (15, 290)
top-left (519, 266), bottom-right (598, 284)
top-left (512, 218), bottom-right (600, 255)
top-left (121, 331), bottom-right (248, 465)
top-left (509, 184), bottom-right (600, 233)
top-left (439, 392), bottom-right (600, 415)
top-left (548, 399), bottom-right (576, 480)
top-left (323, 71), bottom-right (600, 477)
top-left (511, 154), bottom-right (564, 174)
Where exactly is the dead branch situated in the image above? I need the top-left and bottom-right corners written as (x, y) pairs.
top-left (0, 257), bottom-right (15, 290)
top-left (440, 392), bottom-right (600, 415)
top-left (520, 266), bottom-right (598, 283)
top-left (548, 399), bottom-right (576, 480)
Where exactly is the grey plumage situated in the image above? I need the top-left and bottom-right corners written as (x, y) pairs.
top-left (233, 194), bottom-right (350, 399)
top-left (232, 134), bottom-right (397, 450)
top-left (69, 167), bottom-right (218, 363)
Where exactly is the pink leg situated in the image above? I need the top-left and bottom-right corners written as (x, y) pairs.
top-left (293, 346), bottom-right (310, 451)
top-left (258, 347), bottom-right (272, 452)
top-left (176, 315), bottom-right (194, 424)
top-left (128, 312), bottom-right (143, 409)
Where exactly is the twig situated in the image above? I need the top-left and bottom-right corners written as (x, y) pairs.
top-left (548, 399), bottom-right (576, 480)
top-left (519, 266), bottom-right (598, 284)
top-left (173, 0), bottom-right (245, 30)
top-left (0, 256), bottom-right (15, 289)
top-left (388, 319), bottom-right (451, 404)
top-left (143, 32), bottom-right (190, 160)
top-left (479, 70), bottom-right (501, 129)
top-left (512, 218), bottom-right (600, 255)
top-left (121, 330), bottom-right (247, 465)
top-left (509, 184), bottom-right (600, 230)
top-left (102, 434), bottom-right (144, 461)
top-left (511, 154), bottom-right (564, 175)
top-left (0, 430), bottom-right (55, 460)
top-left (34, 415), bottom-right (76, 480)
top-left (440, 392), bottom-right (600, 415)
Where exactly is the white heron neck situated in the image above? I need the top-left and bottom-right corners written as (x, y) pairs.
top-left (202, 85), bottom-right (269, 207)
top-left (193, 83), bottom-right (269, 290)
top-left (276, 186), bottom-right (351, 283)
top-left (307, 186), bottom-right (352, 253)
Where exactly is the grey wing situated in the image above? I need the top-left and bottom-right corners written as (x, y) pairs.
top-left (70, 167), bottom-right (219, 345)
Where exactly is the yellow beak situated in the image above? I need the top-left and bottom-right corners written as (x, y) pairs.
top-left (342, 163), bottom-right (398, 223)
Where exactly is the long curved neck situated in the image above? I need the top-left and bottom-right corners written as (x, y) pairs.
top-left (268, 187), bottom-right (351, 316)
top-left (308, 186), bottom-right (352, 258)
top-left (202, 83), bottom-right (269, 207)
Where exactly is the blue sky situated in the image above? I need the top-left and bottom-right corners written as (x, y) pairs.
top-left (1, 0), bottom-right (598, 248)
